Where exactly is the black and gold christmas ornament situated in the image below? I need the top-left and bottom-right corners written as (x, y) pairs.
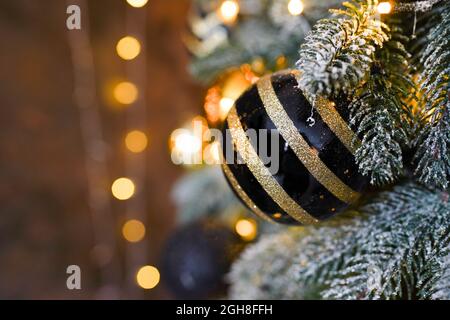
top-left (221, 70), bottom-right (369, 225)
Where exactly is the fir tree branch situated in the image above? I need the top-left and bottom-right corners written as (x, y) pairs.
top-left (349, 23), bottom-right (416, 186)
top-left (228, 183), bottom-right (450, 300)
top-left (322, 183), bottom-right (450, 300)
top-left (228, 212), bottom-right (361, 299)
top-left (394, 0), bottom-right (444, 13)
top-left (352, 108), bottom-right (406, 186)
top-left (296, 0), bottom-right (389, 98)
top-left (431, 253), bottom-right (450, 299)
top-left (413, 1), bottom-right (450, 189)
top-left (228, 230), bottom-right (309, 300)
top-left (297, 2), bottom-right (419, 187)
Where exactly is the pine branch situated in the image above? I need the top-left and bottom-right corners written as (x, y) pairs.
top-left (352, 108), bottom-right (405, 186)
top-left (394, 0), bottom-right (444, 13)
top-left (409, 2), bottom-right (445, 63)
top-left (413, 1), bottom-right (450, 189)
top-left (297, 2), bottom-right (420, 187)
top-left (410, 224), bottom-right (450, 299)
top-left (227, 230), bottom-right (308, 300)
top-left (228, 183), bottom-right (450, 300)
top-left (228, 212), bottom-right (361, 300)
top-left (294, 217), bottom-right (362, 299)
top-left (349, 23), bottom-right (416, 186)
top-left (431, 253), bottom-right (450, 299)
top-left (322, 183), bottom-right (450, 300)
top-left (296, 0), bottom-right (389, 98)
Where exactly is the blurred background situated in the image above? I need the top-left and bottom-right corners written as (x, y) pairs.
top-left (0, 0), bottom-right (204, 299)
top-left (0, 0), bottom-right (339, 299)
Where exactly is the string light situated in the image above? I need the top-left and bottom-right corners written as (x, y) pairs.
top-left (116, 36), bottom-right (141, 60)
top-left (276, 55), bottom-right (288, 69)
top-left (122, 0), bottom-right (151, 295)
top-left (219, 97), bottom-right (234, 120)
top-left (122, 219), bottom-right (146, 243)
top-left (204, 86), bottom-right (222, 124)
top-left (250, 58), bottom-right (265, 74)
top-left (170, 116), bottom-right (208, 165)
top-left (113, 81), bottom-right (138, 105)
top-left (235, 218), bottom-right (258, 241)
top-left (126, 0), bottom-right (148, 8)
top-left (218, 0), bottom-right (240, 24)
top-left (240, 64), bottom-right (260, 84)
top-left (288, 0), bottom-right (304, 16)
top-left (173, 131), bottom-right (202, 154)
top-left (125, 130), bottom-right (148, 153)
top-left (377, 2), bottom-right (392, 14)
top-left (136, 265), bottom-right (160, 289)
top-left (111, 177), bottom-right (136, 200)
top-left (203, 69), bottom-right (255, 125)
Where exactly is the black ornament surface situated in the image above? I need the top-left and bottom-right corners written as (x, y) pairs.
top-left (221, 70), bottom-right (369, 225)
top-left (161, 220), bottom-right (241, 299)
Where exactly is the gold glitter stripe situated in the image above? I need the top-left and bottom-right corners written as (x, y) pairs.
top-left (222, 163), bottom-right (274, 223)
top-left (257, 75), bottom-right (360, 204)
top-left (227, 107), bottom-right (318, 225)
top-left (292, 71), bottom-right (361, 154)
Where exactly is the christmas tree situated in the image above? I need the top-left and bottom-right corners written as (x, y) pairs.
top-left (171, 0), bottom-right (450, 300)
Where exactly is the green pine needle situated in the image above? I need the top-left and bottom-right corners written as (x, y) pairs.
top-left (413, 0), bottom-right (450, 189)
top-left (296, 0), bottom-right (389, 97)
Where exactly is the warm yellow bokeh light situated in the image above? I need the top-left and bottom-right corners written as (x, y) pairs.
top-left (125, 130), bottom-right (148, 153)
top-left (251, 58), bottom-right (265, 74)
top-left (111, 177), bottom-right (135, 200)
top-left (113, 82), bottom-right (138, 105)
top-left (377, 2), bottom-right (392, 14)
top-left (116, 36), bottom-right (141, 60)
top-left (219, 97), bottom-right (234, 120)
top-left (126, 0), bottom-right (148, 8)
top-left (218, 0), bottom-right (240, 24)
top-left (122, 219), bottom-right (146, 243)
top-left (136, 265), bottom-right (160, 289)
top-left (235, 218), bottom-right (258, 241)
top-left (174, 132), bottom-right (202, 154)
top-left (169, 124), bottom-right (205, 166)
top-left (288, 0), bottom-right (304, 16)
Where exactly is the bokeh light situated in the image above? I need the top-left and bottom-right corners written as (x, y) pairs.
top-left (125, 130), bottom-right (148, 153)
top-left (377, 2), bottom-right (392, 14)
top-left (219, 97), bottom-right (234, 120)
top-left (204, 86), bottom-right (222, 124)
top-left (113, 82), bottom-right (138, 105)
top-left (173, 131), bottom-right (202, 154)
top-left (288, 0), bottom-right (304, 16)
top-left (218, 0), bottom-right (240, 24)
top-left (122, 219), bottom-right (146, 243)
top-left (111, 177), bottom-right (136, 200)
top-left (235, 218), bottom-right (258, 241)
top-left (136, 265), bottom-right (160, 289)
top-left (126, 0), bottom-right (149, 8)
top-left (116, 36), bottom-right (141, 60)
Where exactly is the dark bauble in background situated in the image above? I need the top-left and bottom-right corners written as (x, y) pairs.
top-left (161, 220), bottom-right (242, 299)
top-left (221, 70), bottom-right (369, 225)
